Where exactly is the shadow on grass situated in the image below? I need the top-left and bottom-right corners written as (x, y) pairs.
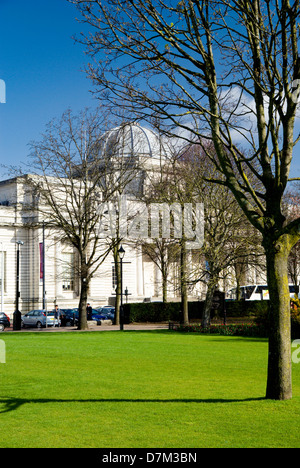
top-left (123, 330), bottom-right (269, 343)
top-left (0, 396), bottom-right (265, 414)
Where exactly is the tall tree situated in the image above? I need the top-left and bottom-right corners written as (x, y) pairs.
top-left (179, 144), bottom-right (264, 326)
top-left (145, 145), bottom-right (200, 324)
top-left (27, 109), bottom-right (138, 329)
top-left (70, 0), bottom-right (300, 400)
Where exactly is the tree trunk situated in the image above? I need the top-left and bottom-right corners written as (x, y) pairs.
top-left (180, 240), bottom-right (189, 325)
top-left (113, 245), bottom-right (121, 326)
top-left (159, 243), bottom-right (168, 303)
top-left (162, 274), bottom-right (168, 304)
top-left (78, 275), bottom-right (89, 330)
top-left (234, 259), bottom-right (247, 301)
top-left (264, 237), bottom-right (292, 400)
top-left (202, 276), bottom-right (218, 328)
top-left (161, 254), bottom-right (168, 303)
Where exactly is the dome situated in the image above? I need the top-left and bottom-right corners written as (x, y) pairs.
top-left (100, 122), bottom-right (167, 159)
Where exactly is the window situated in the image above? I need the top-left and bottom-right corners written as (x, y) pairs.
top-left (0, 251), bottom-right (6, 293)
top-left (62, 252), bottom-right (75, 291)
top-left (112, 265), bottom-right (117, 289)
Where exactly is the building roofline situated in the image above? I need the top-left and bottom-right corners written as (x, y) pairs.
top-left (0, 174), bottom-right (32, 187)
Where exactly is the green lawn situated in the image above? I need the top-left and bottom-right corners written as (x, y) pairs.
top-left (0, 330), bottom-right (300, 448)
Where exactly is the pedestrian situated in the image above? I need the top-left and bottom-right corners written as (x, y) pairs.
top-left (87, 303), bottom-right (93, 321)
top-left (54, 304), bottom-right (61, 327)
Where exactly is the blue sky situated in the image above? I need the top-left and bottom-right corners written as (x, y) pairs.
top-left (0, 0), bottom-right (98, 178)
top-left (0, 0), bottom-right (299, 181)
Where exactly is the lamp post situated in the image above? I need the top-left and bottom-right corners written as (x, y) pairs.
top-left (13, 240), bottom-right (24, 330)
top-left (41, 220), bottom-right (56, 326)
top-left (41, 222), bottom-right (49, 327)
top-left (124, 287), bottom-right (131, 304)
top-left (42, 221), bottom-right (46, 310)
top-left (0, 242), bottom-right (4, 313)
top-left (118, 245), bottom-right (125, 331)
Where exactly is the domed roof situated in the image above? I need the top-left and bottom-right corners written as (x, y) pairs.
top-left (100, 122), bottom-right (167, 159)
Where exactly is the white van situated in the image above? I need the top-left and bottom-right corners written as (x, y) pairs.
top-left (226, 284), bottom-right (298, 301)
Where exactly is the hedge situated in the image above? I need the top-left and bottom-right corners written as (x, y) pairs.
top-left (225, 300), bottom-right (268, 317)
top-left (122, 300), bottom-right (269, 324)
top-left (175, 323), bottom-right (268, 338)
top-left (254, 301), bottom-right (300, 340)
top-left (122, 302), bottom-right (203, 323)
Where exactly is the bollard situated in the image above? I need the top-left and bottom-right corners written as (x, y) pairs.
top-left (13, 310), bottom-right (22, 331)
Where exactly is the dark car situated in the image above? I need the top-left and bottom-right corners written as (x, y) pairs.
top-left (92, 306), bottom-right (115, 323)
top-left (95, 306), bottom-right (115, 320)
top-left (65, 308), bottom-right (108, 326)
top-left (68, 308), bottom-right (80, 326)
top-left (64, 308), bottom-right (95, 326)
top-left (87, 309), bottom-right (106, 322)
top-left (60, 309), bottom-right (78, 326)
top-left (0, 312), bottom-right (10, 331)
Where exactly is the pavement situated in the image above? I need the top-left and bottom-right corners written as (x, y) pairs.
top-left (2, 321), bottom-right (170, 333)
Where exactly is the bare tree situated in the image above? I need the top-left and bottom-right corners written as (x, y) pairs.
top-left (97, 122), bottom-right (157, 324)
top-left (135, 238), bottom-right (179, 303)
top-left (139, 135), bottom-right (264, 325)
top-left (69, 0), bottom-right (300, 400)
top-left (179, 144), bottom-right (264, 326)
top-left (27, 109), bottom-right (139, 329)
top-left (143, 144), bottom-right (199, 324)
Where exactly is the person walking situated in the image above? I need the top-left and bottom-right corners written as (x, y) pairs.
top-left (87, 303), bottom-right (93, 321)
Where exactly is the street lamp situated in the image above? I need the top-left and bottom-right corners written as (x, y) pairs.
top-left (41, 220), bottom-right (55, 310)
top-left (42, 221), bottom-right (46, 310)
top-left (124, 286), bottom-right (131, 303)
top-left (118, 245), bottom-right (125, 331)
top-left (13, 240), bottom-right (24, 330)
top-left (41, 220), bottom-right (56, 327)
top-left (0, 242), bottom-right (4, 313)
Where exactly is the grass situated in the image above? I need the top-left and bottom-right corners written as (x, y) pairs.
top-left (0, 330), bottom-right (300, 448)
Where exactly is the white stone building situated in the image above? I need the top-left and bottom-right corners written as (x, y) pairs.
top-left (0, 124), bottom-right (204, 318)
top-left (0, 123), bottom-right (269, 319)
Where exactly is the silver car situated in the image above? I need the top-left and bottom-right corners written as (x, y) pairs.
top-left (22, 310), bottom-right (58, 328)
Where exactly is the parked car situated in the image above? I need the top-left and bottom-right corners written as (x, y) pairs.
top-left (69, 308), bottom-right (79, 326)
top-left (21, 310), bottom-right (58, 328)
top-left (87, 309), bottom-right (106, 322)
top-left (95, 306), bottom-right (115, 320)
top-left (70, 308), bottom-right (107, 325)
top-left (93, 306), bottom-right (115, 322)
top-left (66, 307), bottom-right (113, 325)
top-left (60, 309), bottom-right (78, 326)
top-left (90, 311), bottom-right (108, 322)
top-left (0, 312), bottom-right (10, 331)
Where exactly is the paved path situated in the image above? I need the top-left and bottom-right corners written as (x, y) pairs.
top-left (2, 322), bottom-right (170, 333)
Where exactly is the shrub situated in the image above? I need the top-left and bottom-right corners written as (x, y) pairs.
top-left (122, 299), bottom-right (274, 326)
top-left (291, 295), bottom-right (300, 339)
top-left (254, 294), bottom-right (300, 339)
top-left (123, 300), bottom-right (272, 324)
top-left (123, 302), bottom-right (180, 323)
top-left (225, 300), bottom-right (268, 317)
top-left (122, 301), bottom-right (204, 323)
top-left (174, 323), bottom-right (267, 338)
